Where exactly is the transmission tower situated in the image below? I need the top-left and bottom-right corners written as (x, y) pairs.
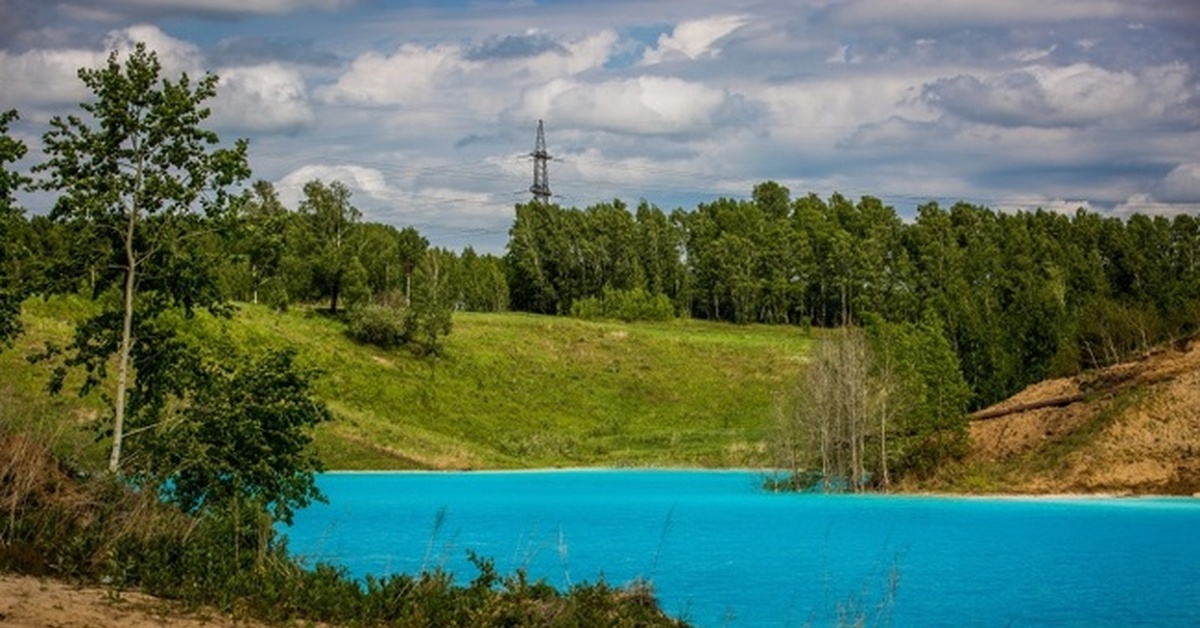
top-left (529, 119), bottom-right (552, 204)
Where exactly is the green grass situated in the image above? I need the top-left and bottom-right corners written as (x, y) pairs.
top-left (1, 297), bottom-right (812, 470)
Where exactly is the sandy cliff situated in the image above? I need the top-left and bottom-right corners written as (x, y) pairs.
top-left (966, 336), bottom-right (1200, 495)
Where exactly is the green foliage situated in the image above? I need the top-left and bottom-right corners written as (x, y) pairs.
top-left (33, 42), bottom-right (249, 471)
top-left (506, 186), bottom-right (1200, 412)
top-left (7, 299), bottom-right (811, 470)
top-left (297, 179), bottom-right (363, 313)
top-left (457, 246), bottom-right (509, 312)
top-left (866, 315), bottom-right (971, 479)
top-left (222, 180), bottom-right (291, 306)
top-left (773, 318), bottom-right (970, 491)
top-left (508, 200), bottom-right (682, 315)
top-left (346, 302), bottom-right (409, 348)
top-left (407, 248), bottom-right (455, 356)
top-left (571, 287), bottom-right (674, 322)
top-left (0, 109), bottom-right (30, 346)
top-left (133, 347), bottom-right (331, 525)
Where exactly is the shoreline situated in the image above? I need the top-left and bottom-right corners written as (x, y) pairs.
top-left (319, 467), bottom-right (1200, 499)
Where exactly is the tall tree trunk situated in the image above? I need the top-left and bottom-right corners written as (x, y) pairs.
top-left (110, 206), bottom-right (138, 472)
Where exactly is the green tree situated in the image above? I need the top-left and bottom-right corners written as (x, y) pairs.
top-left (396, 225), bottom-right (429, 304)
top-left (0, 109), bottom-right (31, 346)
top-left (635, 202), bottom-right (685, 305)
top-left (507, 201), bottom-right (565, 313)
top-left (357, 222), bottom-right (402, 297)
top-left (458, 247), bottom-right (509, 312)
top-left (298, 179), bottom-right (363, 313)
top-left (776, 327), bottom-right (873, 492)
top-left (229, 180), bottom-right (290, 306)
top-left (407, 248), bottom-right (455, 356)
top-left (34, 44), bottom-right (249, 471)
top-left (866, 315), bottom-right (971, 479)
top-left (134, 347), bottom-right (330, 525)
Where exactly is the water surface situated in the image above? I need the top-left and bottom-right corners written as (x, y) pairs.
top-left (286, 470), bottom-right (1200, 627)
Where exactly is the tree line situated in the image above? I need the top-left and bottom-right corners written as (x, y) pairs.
top-left (505, 184), bottom-right (1200, 410)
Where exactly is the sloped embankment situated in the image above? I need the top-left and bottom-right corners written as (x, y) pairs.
top-left (966, 336), bottom-right (1200, 495)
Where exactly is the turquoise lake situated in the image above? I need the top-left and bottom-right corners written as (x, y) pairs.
top-left (285, 470), bottom-right (1200, 627)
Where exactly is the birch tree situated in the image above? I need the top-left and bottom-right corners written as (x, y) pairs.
top-left (35, 43), bottom-right (249, 472)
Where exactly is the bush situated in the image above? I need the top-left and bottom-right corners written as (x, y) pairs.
top-left (571, 287), bottom-right (674, 323)
top-left (346, 303), bottom-right (408, 348)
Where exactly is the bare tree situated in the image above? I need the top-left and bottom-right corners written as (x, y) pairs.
top-left (776, 327), bottom-right (877, 492)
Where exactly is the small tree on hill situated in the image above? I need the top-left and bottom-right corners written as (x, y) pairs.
top-left (407, 248), bottom-right (455, 355)
top-left (298, 179), bottom-right (364, 314)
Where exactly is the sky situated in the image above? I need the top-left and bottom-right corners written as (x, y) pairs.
top-left (2, 0), bottom-right (1198, 253)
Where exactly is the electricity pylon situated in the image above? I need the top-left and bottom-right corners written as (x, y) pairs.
top-left (530, 119), bottom-right (552, 204)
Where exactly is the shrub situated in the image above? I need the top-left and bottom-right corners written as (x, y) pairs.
top-left (346, 302), bottom-right (408, 348)
top-left (571, 287), bottom-right (674, 323)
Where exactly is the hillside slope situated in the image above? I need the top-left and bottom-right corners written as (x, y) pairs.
top-left (1, 298), bottom-right (810, 471)
top-left (961, 336), bottom-right (1200, 495)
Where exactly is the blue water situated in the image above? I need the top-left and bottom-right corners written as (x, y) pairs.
top-left (285, 470), bottom-right (1200, 627)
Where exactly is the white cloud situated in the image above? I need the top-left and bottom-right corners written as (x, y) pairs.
top-left (89, 0), bottom-right (350, 19)
top-left (642, 15), bottom-right (747, 64)
top-left (276, 164), bottom-right (394, 208)
top-left (317, 44), bottom-right (472, 107)
top-left (923, 62), bottom-right (1197, 128)
top-left (0, 25), bottom-right (204, 110)
top-left (994, 195), bottom-right (1094, 215)
top-left (4, 1), bottom-right (1197, 246)
top-left (168, 0), bottom-right (349, 12)
top-left (0, 47), bottom-right (99, 107)
top-left (103, 24), bottom-right (205, 75)
top-left (515, 75), bottom-right (742, 136)
top-left (755, 72), bottom-right (939, 146)
top-left (214, 63), bottom-right (314, 133)
top-left (1113, 193), bottom-right (1200, 217)
top-left (318, 29), bottom-right (617, 109)
top-left (518, 29), bottom-right (616, 80)
top-left (1008, 44), bottom-right (1056, 63)
top-left (825, 43), bottom-right (853, 64)
top-left (1157, 163), bottom-right (1200, 203)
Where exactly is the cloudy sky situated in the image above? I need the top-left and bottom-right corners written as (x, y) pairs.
top-left (2, 0), bottom-right (1198, 252)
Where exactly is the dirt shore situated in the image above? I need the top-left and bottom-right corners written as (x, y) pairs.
top-left (0, 573), bottom-right (271, 628)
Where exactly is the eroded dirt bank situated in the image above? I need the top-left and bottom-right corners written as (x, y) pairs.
top-left (965, 336), bottom-right (1200, 495)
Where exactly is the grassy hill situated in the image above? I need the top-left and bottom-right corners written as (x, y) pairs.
top-left (1, 297), bottom-right (812, 471)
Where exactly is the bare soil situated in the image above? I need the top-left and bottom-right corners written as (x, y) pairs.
top-left (0, 573), bottom-right (276, 628)
top-left (966, 336), bottom-right (1200, 495)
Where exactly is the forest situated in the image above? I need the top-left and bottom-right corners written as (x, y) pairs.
top-left (6, 136), bottom-right (1200, 415)
top-left (505, 187), bottom-right (1200, 410)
